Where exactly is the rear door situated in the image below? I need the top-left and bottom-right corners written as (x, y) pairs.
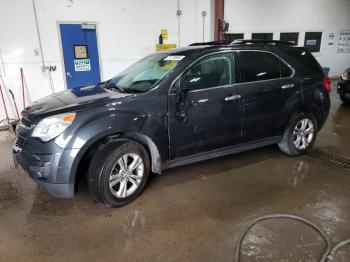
top-left (236, 50), bottom-right (299, 141)
top-left (168, 51), bottom-right (244, 159)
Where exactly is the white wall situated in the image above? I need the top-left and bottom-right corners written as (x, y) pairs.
top-left (1, 0), bottom-right (350, 121)
top-left (0, 0), bottom-right (213, 120)
top-left (224, 0), bottom-right (350, 77)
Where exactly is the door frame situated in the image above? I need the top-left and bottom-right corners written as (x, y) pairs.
top-left (56, 21), bottom-right (103, 89)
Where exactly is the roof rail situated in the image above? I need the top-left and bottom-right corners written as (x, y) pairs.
top-left (188, 39), bottom-right (296, 47)
top-left (231, 39), bottom-right (296, 46)
top-left (189, 40), bottom-right (231, 46)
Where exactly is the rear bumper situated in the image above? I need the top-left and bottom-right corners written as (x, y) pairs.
top-left (13, 145), bottom-right (75, 198)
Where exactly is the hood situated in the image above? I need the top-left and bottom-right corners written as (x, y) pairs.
top-left (22, 85), bottom-right (131, 120)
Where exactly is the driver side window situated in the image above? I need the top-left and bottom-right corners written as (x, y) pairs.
top-left (181, 52), bottom-right (235, 91)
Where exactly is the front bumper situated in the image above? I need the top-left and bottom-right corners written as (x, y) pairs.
top-left (13, 143), bottom-right (76, 198)
top-left (337, 80), bottom-right (350, 95)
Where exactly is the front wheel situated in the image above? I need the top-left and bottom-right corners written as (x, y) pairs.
top-left (278, 113), bottom-right (318, 156)
top-left (87, 140), bottom-right (150, 207)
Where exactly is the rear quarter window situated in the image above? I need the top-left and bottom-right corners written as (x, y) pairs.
top-left (284, 49), bottom-right (324, 77)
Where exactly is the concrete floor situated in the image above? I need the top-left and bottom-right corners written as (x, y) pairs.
top-left (1, 82), bottom-right (350, 262)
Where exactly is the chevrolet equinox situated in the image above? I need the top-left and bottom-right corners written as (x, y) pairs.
top-left (13, 40), bottom-right (331, 207)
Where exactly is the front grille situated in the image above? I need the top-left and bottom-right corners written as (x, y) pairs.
top-left (15, 136), bottom-right (25, 149)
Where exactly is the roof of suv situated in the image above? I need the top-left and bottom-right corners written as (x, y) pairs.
top-left (161, 40), bottom-right (301, 56)
top-left (160, 40), bottom-right (324, 78)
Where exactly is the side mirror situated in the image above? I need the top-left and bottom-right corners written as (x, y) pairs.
top-left (173, 77), bottom-right (192, 94)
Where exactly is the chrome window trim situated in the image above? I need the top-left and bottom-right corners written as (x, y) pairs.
top-left (168, 49), bottom-right (296, 95)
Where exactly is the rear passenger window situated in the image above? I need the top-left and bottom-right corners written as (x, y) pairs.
top-left (237, 51), bottom-right (280, 82)
top-left (182, 52), bottom-right (235, 90)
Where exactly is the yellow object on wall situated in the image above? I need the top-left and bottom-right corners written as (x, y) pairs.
top-left (156, 44), bottom-right (177, 52)
top-left (161, 29), bottom-right (168, 40)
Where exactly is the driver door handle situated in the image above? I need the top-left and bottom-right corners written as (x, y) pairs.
top-left (225, 94), bottom-right (241, 101)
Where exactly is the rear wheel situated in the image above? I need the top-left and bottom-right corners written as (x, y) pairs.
top-left (278, 112), bottom-right (317, 156)
top-left (87, 140), bottom-right (150, 207)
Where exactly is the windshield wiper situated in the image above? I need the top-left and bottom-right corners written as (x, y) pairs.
top-left (112, 85), bottom-right (127, 93)
top-left (100, 81), bottom-right (128, 93)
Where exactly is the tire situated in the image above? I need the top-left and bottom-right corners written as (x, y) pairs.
top-left (278, 112), bottom-right (318, 156)
top-left (340, 94), bottom-right (350, 104)
top-left (87, 140), bottom-right (150, 207)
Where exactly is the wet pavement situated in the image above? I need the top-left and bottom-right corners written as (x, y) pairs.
top-left (0, 82), bottom-right (350, 262)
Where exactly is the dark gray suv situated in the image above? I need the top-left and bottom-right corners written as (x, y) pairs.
top-left (13, 40), bottom-right (331, 207)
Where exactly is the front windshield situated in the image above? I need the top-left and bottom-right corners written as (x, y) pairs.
top-left (107, 53), bottom-right (184, 93)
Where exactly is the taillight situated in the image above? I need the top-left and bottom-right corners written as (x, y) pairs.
top-left (323, 77), bottom-right (331, 93)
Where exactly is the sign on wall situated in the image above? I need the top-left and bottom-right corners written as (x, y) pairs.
top-left (328, 33), bottom-right (335, 46)
top-left (74, 59), bottom-right (91, 71)
top-left (337, 30), bottom-right (350, 53)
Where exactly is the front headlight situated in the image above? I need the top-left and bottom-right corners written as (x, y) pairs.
top-left (341, 72), bottom-right (348, 81)
top-left (32, 113), bottom-right (76, 142)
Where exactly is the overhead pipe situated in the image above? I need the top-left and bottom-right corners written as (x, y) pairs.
top-left (8, 89), bottom-right (20, 120)
top-left (177, 0), bottom-right (182, 47)
top-left (202, 11), bottom-right (207, 42)
top-left (20, 68), bottom-right (25, 109)
top-left (32, 0), bottom-right (55, 93)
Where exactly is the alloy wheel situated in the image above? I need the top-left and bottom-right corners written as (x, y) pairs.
top-left (293, 118), bottom-right (315, 150)
top-left (109, 153), bottom-right (144, 198)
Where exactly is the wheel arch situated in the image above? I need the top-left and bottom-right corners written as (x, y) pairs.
top-left (71, 132), bottom-right (162, 193)
top-left (298, 104), bottom-right (322, 130)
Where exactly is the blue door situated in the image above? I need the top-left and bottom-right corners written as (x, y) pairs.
top-left (59, 23), bottom-right (101, 89)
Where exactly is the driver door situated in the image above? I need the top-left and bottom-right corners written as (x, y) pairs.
top-left (167, 52), bottom-right (244, 160)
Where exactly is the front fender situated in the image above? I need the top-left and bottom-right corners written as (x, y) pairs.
top-left (54, 109), bottom-right (147, 183)
top-left (55, 109), bottom-right (164, 184)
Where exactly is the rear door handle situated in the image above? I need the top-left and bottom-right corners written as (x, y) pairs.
top-left (225, 94), bottom-right (241, 101)
top-left (281, 84), bottom-right (295, 89)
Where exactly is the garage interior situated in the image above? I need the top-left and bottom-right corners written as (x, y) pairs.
top-left (1, 0), bottom-right (350, 261)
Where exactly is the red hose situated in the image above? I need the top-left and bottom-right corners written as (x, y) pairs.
top-left (0, 82), bottom-right (9, 120)
top-left (8, 89), bottom-right (20, 120)
top-left (21, 68), bottom-right (25, 109)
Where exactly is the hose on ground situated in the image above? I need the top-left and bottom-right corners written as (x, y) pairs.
top-left (328, 239), bottom-right (350, 261)
top-left (234, 213), bottom-right (350, 262)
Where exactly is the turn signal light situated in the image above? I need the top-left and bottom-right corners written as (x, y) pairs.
top-left (63, 113), bottom-right (76, 123)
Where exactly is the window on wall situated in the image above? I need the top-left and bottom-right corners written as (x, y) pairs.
top-left (251, 33), bottom-right (273, 41)
top-left (304, 32), bottom-right (323, 53)
top-left (182, 52), bottom-right (235, 90)
top-left (224, 33), bottom-right (244, 42)
top-left (280, 32), bottom-right (299, 45)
